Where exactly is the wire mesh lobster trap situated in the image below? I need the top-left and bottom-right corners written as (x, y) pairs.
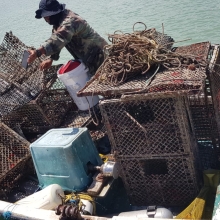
top-left (201, 44), bottom-right (220, 168)
top-left (187, 90), bottom-right (220, 169)
top-left (60, 105), bottom-right (110, 154)
top-left (181, 44), bottom-right (220, 170)
top-left (118, 155), bottom-right (200, 206)
top-left (173, 41), bottom-right (210, 61)
top-left (209, 45), bottom-right (220, 134)
top-left (99, 92), bottom-right (201, 206)
top-left (150, 41), bottom-right (220, 170)
top-left (0, 123), bottom-right (32, 191)
top-left (60, 104), bottom-right (100, 128)
top-left (99, 92), bottom-right (199, 158)
top-left (1, 85), bottom-right (74, 134)
top-left (145, 67), bottom-right (206, 93)
top-left (0, 32), bottom-right (59, 116)
top-left (77, 43), bottom-right (209, 98)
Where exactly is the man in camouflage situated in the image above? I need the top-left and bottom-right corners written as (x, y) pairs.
top-left (27, 0), bottom-right (108, 75)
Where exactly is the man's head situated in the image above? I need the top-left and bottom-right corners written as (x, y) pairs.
top-left (35, 0), bottom-right (65, 19)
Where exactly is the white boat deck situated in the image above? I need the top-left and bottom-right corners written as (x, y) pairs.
top-left (0, 200), bottom-right (176, 220)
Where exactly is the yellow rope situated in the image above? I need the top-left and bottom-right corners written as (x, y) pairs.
top-left (99, 154), bottom-right (108, 163)
top-left (64, 193), bottom-right (96, 215)
top-left (175, 186), bottom-right (210, 219)
top-left (63, 156), bottom-right (111, 215)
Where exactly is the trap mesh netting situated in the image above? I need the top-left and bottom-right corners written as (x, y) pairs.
top-left (77, 42), bottom-right (209, 98)
top-left (99, 92), bottom-right (201, 206)
top-left (0, 32), bottom-right (58, 116)
top-left (0, 123), bottom-right (31, 191)
top-left (99, 92), bottom-right (199, 157)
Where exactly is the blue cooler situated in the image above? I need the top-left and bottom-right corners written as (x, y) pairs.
top-left (30, 127), bottom-right (102, 192)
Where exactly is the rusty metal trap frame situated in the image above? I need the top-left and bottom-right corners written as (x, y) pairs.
top-left (77, 67), bottom-right (206, 98)
top-left (60, 104), bottom-right (107, 143)
top-left (187, 86), bottom-right (220, 170)
top-left (85, 117), bottom-right (107, 142)
top-left (60, 104), bottom-right (100, 129)
top-left (117, 154), bottom-right (200, 206)
top-left (146, 29), bottom-right (174, 50)
top-left (77, 42), bottom-right (210, 98)
top-left (0, 65), bottom-right (62, 118)
top-left (0, 32), bottom-right (60, 116)
top-left (99, 92), bottom-right (200, 158)
top-left (0, 156), bottom-right (36, 202)
top-left (0, 123), bottom-right (31, 191)
top-left (169, 42), bottom-right (220, 169)
top-left (203, 44), bottom-right (220, 168)
top-left (181, 44), bottom-right (220, 170)
top-left (209, 44), bottom-right (220, 136)
top-left (173, 41), bottom-right (211, 62)
top-left (144, 66), bottom-right (206, 94)
top-left (1, 86), bottom-right (74, 134)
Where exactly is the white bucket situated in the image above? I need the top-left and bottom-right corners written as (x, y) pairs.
top-left (57, 60), bottom-right (99, 111)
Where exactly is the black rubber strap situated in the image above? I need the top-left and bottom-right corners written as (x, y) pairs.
top-left (147, 205), bottom-right (157, 218)
top-left (36, 49), bottom-right (42, 58)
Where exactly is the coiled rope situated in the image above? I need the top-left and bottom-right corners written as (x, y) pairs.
top-left (96, 22), bottom-right (207, 86)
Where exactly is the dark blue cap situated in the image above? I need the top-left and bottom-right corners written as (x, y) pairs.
top-left (35, 0), bottom-right (65, 19)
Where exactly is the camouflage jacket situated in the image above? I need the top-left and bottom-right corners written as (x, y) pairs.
top-left (41, 9), bottom-right (108, 75)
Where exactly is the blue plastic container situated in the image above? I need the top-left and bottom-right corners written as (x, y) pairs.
top-left (30, 127), bottom-right (102, 192)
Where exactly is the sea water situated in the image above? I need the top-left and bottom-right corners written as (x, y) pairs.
top-left (1, 0), bottom-right (220, 65)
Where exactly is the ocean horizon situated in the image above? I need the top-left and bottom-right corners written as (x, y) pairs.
top-left (1, 0), bottom-right (220, 64)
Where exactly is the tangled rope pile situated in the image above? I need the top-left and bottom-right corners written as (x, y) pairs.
top-left (97, 22), bottom-right (207, 86)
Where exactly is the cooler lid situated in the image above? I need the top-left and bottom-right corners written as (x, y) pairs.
top-left (30, 127), bottom-right (86, 147)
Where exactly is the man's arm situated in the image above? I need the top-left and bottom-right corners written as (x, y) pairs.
top-left (27, 21), bottom-right (72, 64)
top-left (27, 12), bottom-right (86, 64)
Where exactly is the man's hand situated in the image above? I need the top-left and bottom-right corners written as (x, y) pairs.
top-left (27, 50), bottom-right (37, 63)
top-left (27, 47), bottom-right (46, 64)
top-left (40, 59), bottom-right (53, 70)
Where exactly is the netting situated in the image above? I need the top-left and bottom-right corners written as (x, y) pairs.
top-left (2, 88), bottom-right (74, 134)
top-left (118, 155), bottom-right (200, 206)
top-left (0, 123), bottom-right (31, 191)
top-left (185, 45), bottom-right (220, 170)
top-left (175, 186), bottom-right (210, 219)
top-left (175, 170), bottom-right (219, 220)
top-left (145, 66), bottom-right (206, 93)
top-left (99, 92), bottom-right (201, 206)
top-left (99, 92), bottom-right (198, 157)
top-left (77, 42), bottom-right (209, 98)
top-left (209, 45), bottom-right (220, 140)
top-left (0, 32), bottom-right (58, 116)
top-left (173, 41), bottom-right (210, 62)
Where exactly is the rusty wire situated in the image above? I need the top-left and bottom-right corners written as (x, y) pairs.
top-left (96, 22), bottom-right (207, 86)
